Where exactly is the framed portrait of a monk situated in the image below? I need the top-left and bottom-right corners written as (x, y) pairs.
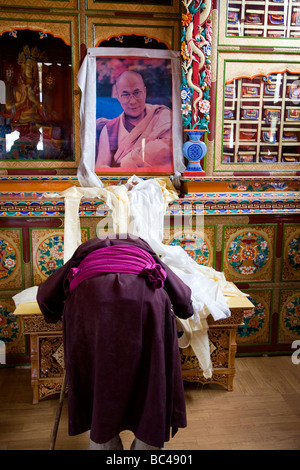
top-left (77, 48), bottom-right (184, 182)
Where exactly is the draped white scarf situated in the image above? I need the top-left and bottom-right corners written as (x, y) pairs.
top-left (37, 176), bottom-right (244, 378)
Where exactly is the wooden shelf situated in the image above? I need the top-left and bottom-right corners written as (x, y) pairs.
top-left (223, 70), bottom-right (300, 164)
top-left (227, 0), bottom-right (300, 39)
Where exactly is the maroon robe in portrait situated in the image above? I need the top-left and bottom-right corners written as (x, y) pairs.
top-left (37, 234), bottom-right (193, 448)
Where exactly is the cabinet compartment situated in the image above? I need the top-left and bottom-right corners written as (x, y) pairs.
top-left (225, 0), bottom-right (300, 39)
top-left (215, 52), bottom-right (300, 172)
top-left (219, 1), bottom-right (300, 48)
top-left (0, 13), bottom-right (80, 170)
top-left (222, 72), bottom-right (300, 165)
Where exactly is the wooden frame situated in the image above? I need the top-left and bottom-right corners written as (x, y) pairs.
top-left (0, 0), bottom-right (78, 9)
top-left (219, 0), bottom-right (300, 48)
top-left (0, 12), bottom-right (80, 171)
top-left (214, 51), bottom-right (300, 173)
top-left (78, 47), bottom-right (184, 179)
top-left (86, 0), bottom-right (180, 14)
top-left (86, 15), bottom-right (180, 50)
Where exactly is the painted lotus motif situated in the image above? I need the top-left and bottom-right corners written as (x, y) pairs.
top-left (283, 296), bottom-right (300, 337)
top-left (169, 233), bottom-right (210, 266)
top-left (36, 235), bottom-right (64, 277)
top-left (0, 304), bottom-right (19, 344)
top-left (227, 231), bottom-right (270, 276)
top-left (237, 295), bottom-right (266, 340)
top-left (287, 235), bottom-right (300, 271)
top-left (0, 238), bottom-right (17, 281)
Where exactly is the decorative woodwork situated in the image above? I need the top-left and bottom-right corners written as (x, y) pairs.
top-left (21, 312), bottom-right (63, 404)
top-left (181, 306), bottom-right (245, 391)
top-left (16, 297), bottom-right (252, 403)
top-left (226, 0), bottom-right (300, 40)
top-left (0, 0), bottom-right (298, 392)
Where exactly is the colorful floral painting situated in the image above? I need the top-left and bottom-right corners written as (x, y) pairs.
top-left (32, 228), bottom-right (89, 284)
top-left (282, 226), bottom-right (300, 281)
top-left (0, 303), bottom-right (19, 346)
top-left (0, 297), bottom-right (26, 364)
top-left (223, 226), bottom-right (276, 283)
top-left (168, 232), bottom-right (211, 266)
top-left (0, 238), bottom-right (17, 281)
top-left (225, 229), bottom-right (272, 280)
top-left (281, 293), bottom-right (300, 339)
top-left (36, 235), bottom-right (64, 278)
top-left (180, 0), bottom-right (212, 130)
top-left (237, 292), bottom-right (270, 344)
top-left (287, 235), bottom-right (300, 270)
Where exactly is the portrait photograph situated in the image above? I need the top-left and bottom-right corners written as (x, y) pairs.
top-left (93, 49), bottom-right (180, 175)
top-left (77, 47), bottom-right (183, 183)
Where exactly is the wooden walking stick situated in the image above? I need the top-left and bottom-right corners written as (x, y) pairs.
top-left (49, 370), bottom-right (67, 450)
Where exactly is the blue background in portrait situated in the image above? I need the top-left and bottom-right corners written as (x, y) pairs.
top-left (96, 97), bottom-right (123, 119)
top-left (96, 96), bottom-right (171, 119)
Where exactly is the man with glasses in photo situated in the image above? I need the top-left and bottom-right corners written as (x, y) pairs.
top-left (95, 70), bottom-right (173, 170)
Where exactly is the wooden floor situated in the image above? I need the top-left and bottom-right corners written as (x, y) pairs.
top-left (1, 355), bottom-right (300, 450)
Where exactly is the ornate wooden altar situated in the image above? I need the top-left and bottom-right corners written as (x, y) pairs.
top-left (14, 302), bottom-right (63, 404)
top-left (180, 295), bottom-right (253, 391)
top-left (14, 295), bottom-right (253, 403)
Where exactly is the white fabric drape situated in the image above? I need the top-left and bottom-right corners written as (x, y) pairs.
top-left (32, 177), bottom-right (244, 377)
top-left (13, 48), bottom-right (247, 377)
top-left (13, 177), bottom-right (247, 377)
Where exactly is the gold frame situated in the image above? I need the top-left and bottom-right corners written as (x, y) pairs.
top-left (86, 14), bottom-right (180, 50)
top-left (0, 12), bottom-right (80, 171)
top-left (86, 0), bottom-right (180, 15)
top-left (219, 0), bottom-right (300, 49)
top-left (0, 0), bottom-right (78, 9)
top-left (214, 51), bottom-right (300, 173)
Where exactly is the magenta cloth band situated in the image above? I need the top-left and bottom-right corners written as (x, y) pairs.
top-left (67, 244), bottom-right (167, 292)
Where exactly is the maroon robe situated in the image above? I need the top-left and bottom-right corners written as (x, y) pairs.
top-left (37, 234), bottom-right (193, 448)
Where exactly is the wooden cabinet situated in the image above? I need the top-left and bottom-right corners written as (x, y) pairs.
top-left (212, 1), bottom-right (300, 174)
top-left (0, 1), bottom-right (299, 386)
top-left (214, 54), bottom-right (300, 172)
top-left (223, 71), bottom-right (300, 165)
top-left (181, 298), bottom-right (252, 391)
top-left (226, 0), bottom-right (300, 40)
top-left (15, 296), bottom-right (253, 403)
top-left (15, 303), bottom-right (63, 404)
top-left (219, 0), bottom-right (300, 47)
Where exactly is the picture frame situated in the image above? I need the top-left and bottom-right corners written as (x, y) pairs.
top-left (86, 0), bottom-right (179, 15)
top-left (77, 47), bottom-right (184, 185)
top-left (0, 14), bottom-right (80, 171)
top-left (214, 51), bottom-right (300, 172)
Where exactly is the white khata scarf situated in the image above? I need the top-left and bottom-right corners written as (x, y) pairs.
top-left (14, 176), bottom-right (245, 378)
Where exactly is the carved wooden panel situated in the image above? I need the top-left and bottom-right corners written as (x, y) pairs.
top-left (86, 0), bottom-right (180, 14)
top-left (39, 335), bottom-right (64, 378)
top-left (0, 12), bottom-right (80, 170)
top-left (86, 15), bottom-right (180, 50)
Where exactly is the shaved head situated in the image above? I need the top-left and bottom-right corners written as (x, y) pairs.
top-left (115, 71), bottom-right (145, 93)
top-left (115, 70), bottom-right (147, 120)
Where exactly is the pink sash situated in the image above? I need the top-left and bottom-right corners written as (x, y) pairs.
top-left (67, 244), bottom-right (167, 292)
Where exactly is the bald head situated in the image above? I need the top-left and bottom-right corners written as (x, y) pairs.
top-left (115, 70), bottom-right (147, 120)
top-left (116, 71), bottom-right (145, 94)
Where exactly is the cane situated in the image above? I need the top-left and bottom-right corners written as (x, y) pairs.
top-left (49, 370), bottom-right (67, 450)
